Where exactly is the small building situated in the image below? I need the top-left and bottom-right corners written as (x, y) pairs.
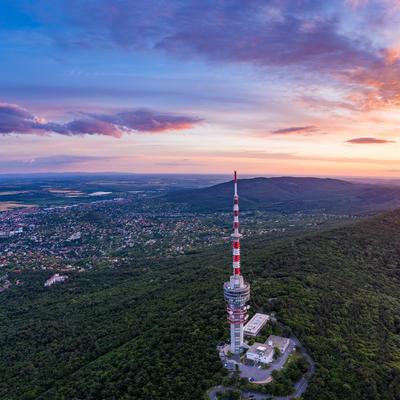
top-left (44, 273), bottom-right (68, 287)
top-left (67, 232), bottom-right (81, 241)
top-left (246, 342), bottom-right (274, 364)
top-left (216, 341), bottom-right (226, 351)
top-left (217, 342), bottom-right (230, 359)
top-left (266, 335), bottom-right (290, 354)
top-left (244, 313), bottom-right (269, 336)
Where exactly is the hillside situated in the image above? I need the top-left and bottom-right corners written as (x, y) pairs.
top-left (2, 211), bottom-right (400, 398)
top-left (165, 177), bottom-right (400, 213)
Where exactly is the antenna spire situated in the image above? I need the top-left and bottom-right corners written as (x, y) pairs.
top-left (232, 171), bottom-right (241, 275)
top-left (234, 170), bottom-right (238, 196)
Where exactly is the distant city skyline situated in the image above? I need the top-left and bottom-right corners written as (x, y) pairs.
top-left (1, 1), bottom-right (400, 176)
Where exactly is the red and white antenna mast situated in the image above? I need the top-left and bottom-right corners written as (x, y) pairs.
top-left (223, 171), bottom-right (250, 354)
top-left (232, 170), bottom-right (241, 277)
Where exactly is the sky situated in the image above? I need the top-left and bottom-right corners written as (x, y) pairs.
top-left (1, 0), bottom-right (400, 177)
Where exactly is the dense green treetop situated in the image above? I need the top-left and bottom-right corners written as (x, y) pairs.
top-left (2, 210), bottom-right (400, 398)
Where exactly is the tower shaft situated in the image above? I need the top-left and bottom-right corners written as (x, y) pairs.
top-left (223, 171), bottom-right (250, 354)
top-left (232, 171), bottom-right (241, 278)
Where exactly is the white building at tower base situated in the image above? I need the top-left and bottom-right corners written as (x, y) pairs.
top-left (244, 313), bottom-right (269, 337)
top-left (246, 335), bottom-right (291, 365)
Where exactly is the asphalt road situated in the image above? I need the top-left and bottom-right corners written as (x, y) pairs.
top-left (289, 335), bottom-right (316, 398)
top-left (208, 386), bottom-right (270, 400)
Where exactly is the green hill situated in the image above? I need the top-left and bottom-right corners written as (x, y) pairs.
top-left (2, 210), bottom-right (400, 399)
top-left (165, 176), bottom-right (400, 213)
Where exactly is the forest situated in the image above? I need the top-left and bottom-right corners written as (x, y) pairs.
top-left (2, 210), bottom-right (400, 399)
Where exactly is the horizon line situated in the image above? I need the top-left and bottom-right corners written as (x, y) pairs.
top-left (0, 171), bottom-right (399, 180)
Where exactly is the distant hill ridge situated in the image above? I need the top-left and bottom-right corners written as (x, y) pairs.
top-left (165, 176), bottom-right (400, 213)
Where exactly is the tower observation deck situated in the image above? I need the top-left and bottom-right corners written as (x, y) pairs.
top-left (223, 171), bottom-right (250, 354)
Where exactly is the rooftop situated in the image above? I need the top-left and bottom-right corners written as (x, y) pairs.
top-left (266, 335), bottom-right (290, 352)
top-left (247, 342), bottom-right (274, 358)
top-left (244, 313), bottom-right (269, 335)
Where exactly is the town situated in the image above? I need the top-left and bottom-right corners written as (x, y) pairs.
top-left (0, 192), bottom-right (352, 280)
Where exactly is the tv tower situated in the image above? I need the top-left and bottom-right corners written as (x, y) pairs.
top-left (223, 171), bottom-right (250, 354)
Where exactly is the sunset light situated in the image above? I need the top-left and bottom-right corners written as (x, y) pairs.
top-left (1, 1), bottom-right (400, 176)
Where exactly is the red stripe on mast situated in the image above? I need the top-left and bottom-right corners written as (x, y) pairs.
top-left (232, 170), bottom-right (241, 275)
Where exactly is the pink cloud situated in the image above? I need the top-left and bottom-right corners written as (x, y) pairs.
top-left (346, 137), bottom-right (395, 144)
top-left (0, 102), bottom-right (202, 138)
top-left (270, 125), bottom-right (319, 135)
top-left (0, 102), bottom-right (47, 134)
top-left (339, 48), bottom-right (400, 111)
top-left (88, 109), bottom-right (202, 133)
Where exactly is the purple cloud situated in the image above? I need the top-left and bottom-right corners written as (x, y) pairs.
top-left (89, 109), bottom-right (202, 133)
top-left (346, 137), bottom-right (395, 144)
top-left (53, 119), bottom-right (121, 137)
top-left (32, 0), bottom-right (400, 114)
top-left (0, 102), bottom-right (202, 137)
top-left (160, 16), bottom-right (374, 72)
top-left (271, 125), bottom-right (319, 135)
top-left (0, 103), bottom-right (47, 134)
top-left (15, 1), bottom-right (400, 114)
top-left (33, 1), bottom-right (376, 73)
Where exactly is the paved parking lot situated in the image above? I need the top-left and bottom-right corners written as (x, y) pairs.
top-left (239, 339), bottom-right (295, 383)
